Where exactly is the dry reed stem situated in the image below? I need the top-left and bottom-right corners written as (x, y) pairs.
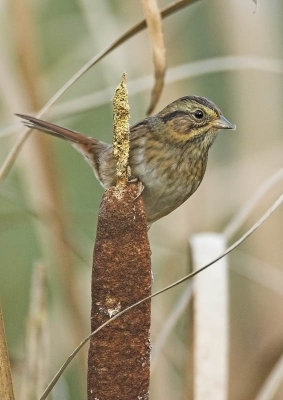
top-left (231, 250), bottom-right (283, 296)
top-left (0, 186), bottom-right (89, 265)
top-left (11, 0), bottom-right (39, 109)
top-left (255, 353), bottom-right (283, 400)
top-left (20, 262), bottom-right (49, 400)
top-left (0, 307), bottom-right (15, 400)
top-left (151, 284), bottom-right (193, 371)
top-left (40, 194), bottom-right (282, 399)
top-left (141, 0), bottom-right (166, 115)
top-left (223, 168), bottom-right (283, 240)
top-left (0, 0), bottom-right (199, 181)
top-left (87, 75), bottom-right (151, 400)
top-left (9, 0), bottom-right (87, 373)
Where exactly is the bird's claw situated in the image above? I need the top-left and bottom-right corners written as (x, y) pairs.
top-left (128, 178), bottom-right (144, 200)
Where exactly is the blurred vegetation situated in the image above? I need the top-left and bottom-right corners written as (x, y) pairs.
top-left (0, 0), bottom-right (282, 399)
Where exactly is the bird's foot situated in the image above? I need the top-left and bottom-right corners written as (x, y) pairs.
top-left (128, 178), bottom-right (144, 200)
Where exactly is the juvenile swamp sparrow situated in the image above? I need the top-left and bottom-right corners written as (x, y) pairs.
top-left (17, 96), bottom-right (235, 223)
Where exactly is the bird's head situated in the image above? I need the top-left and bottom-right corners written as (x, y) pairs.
top-left (157, 95), bottom-right (235, 147)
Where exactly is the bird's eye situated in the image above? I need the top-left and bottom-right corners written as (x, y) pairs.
top-left (194, 109), bottom-right (204, 119)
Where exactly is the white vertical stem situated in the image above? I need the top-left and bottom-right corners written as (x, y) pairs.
top-left (190, 233), bottom-right (228, 400)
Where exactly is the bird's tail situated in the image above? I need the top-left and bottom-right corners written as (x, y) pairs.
top-left (16, 113), bottom-right (94, 146)
top-left (16, 113), bottom-right (114, 187)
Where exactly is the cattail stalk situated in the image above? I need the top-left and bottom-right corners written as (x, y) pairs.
top-left (0, 307), bottom-right (15, 400)
top-left (87, 75), bottom-right (151, 400)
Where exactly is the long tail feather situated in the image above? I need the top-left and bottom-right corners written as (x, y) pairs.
top-left (16, 113), bottom-right (114, 187)
top-left (15, 113), bottom-right (93, 145)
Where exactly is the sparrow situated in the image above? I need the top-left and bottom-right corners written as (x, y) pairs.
top-left (17, 95), bottom-right (235, 223)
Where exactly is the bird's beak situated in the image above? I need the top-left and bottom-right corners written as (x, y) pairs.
top-left (214, 115), bottom-right (236, 130)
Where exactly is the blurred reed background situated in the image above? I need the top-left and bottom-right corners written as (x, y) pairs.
top-left (0, 0), bottom-right (282, 399)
